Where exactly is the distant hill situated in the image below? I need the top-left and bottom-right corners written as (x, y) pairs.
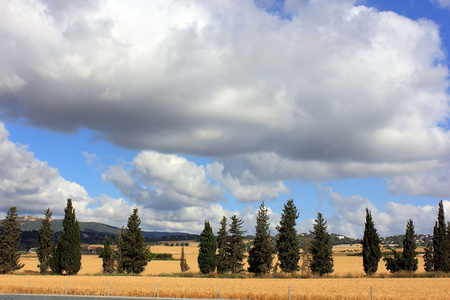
top-left (18, 216), bottom-right (122, 235)
top-left (7, 216), bottom-right (199, 249)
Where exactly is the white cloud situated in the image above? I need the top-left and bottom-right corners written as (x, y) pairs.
top-left (430, 0), bottom-right (450, 8)
top-left (388, 165), bottom-right (450, 197)
top-left (103, 151), bottom-right (225, 209)
top-left (323, 186), bottom-right (448, 238)
top-left (0, 122), bottom-right (90, 215)
top-left (0, 0), bottom-right (447, 187)
top-left (206, 161), bottom-right (289, 202)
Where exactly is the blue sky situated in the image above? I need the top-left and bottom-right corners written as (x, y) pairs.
top-left (1, 0), bottom-right (449, 238)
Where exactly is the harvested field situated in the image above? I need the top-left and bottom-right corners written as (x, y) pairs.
top-left (0, 275), bottom-right (449, 299)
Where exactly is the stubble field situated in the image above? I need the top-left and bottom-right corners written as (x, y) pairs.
top-left (1, 243), bottom-right (449, 299)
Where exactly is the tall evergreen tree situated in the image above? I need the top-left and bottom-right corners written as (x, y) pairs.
top-left (115, 227), bottom-right (125, 273)
top-left (432, 200), bottom-right (449, 272)
top-left (248, 202), bottom-right (273, 275)
top-left (51, 199), bottom-right (81, 275)
top-left (180, 245), bottom-right (190, 272)
top-left (402, 219), bottom-right (418, 272)
top-left (362, 208), bottom-right (381, 275)
top-left (216, 216), bottom-right (229, 274)
top-left (423, 241), bottom-right (434, 272)
top-left (197, 221), bottom-right (217, 274)
top-left (276, 199), bottom-right (300, 273)
top-left (228, 215), bottom-right (246, 273)
top-left (118, 209), bottom-right (149, 274)
top-left (384, 219), bottom-right (418, 273)
top-left (36, 208), bottom-right (54, 274)
top-left (309, 212), bottom-right (334, 276)
top-left (102, 235), bottom-right (116, 273)
top-left (0, 207), bottom-right (24, 274)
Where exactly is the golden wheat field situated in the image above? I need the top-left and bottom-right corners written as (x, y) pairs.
top-left (1, 243), bottom-right (447, 300)
top-left (1, 275), bottom-right (449, 300)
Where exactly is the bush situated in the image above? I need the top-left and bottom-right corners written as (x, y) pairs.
top-left (148, 253), bottom-right (174, 261)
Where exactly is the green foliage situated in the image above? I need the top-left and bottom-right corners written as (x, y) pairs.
top-left (432, 200), bottom-right (450, 272)
top-left (216, 216), bottom-right (228, 274)
top-left (148, 253), bottom-right (174, 260)
top-left (423, 241), bottom-right (434, 272)
top-left (118, 209), bottom-right (149, 274)
top-left (276, 199), bottom-right (300, 273)
top-left (228, 215), bottom-right (246, 273)
top-left (248, 202), bottom-right (273, 275)
top-left (402, 219), bottom-right (418, 272)
top-left (197, 221), bottom-right (217, 274)
top-left (102, 235), bottom-right (116, 273)
top-left (362, 208), bottom-right (381, 275)
top-left (0, 207), bottom-right (24, 274)
top-left (180, 245), bottom-right (190, 272)
top-left (50, 199), bottom-right (81, 275)
top-left (36, 208), bottom-right (54, 274)
top-left (309, 212), bottom-right (334, 276)
top-left (383, 219), bottom-right (418, 273)
top-left (383, 249), bottom-right (403, 273)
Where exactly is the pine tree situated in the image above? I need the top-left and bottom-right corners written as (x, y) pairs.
top-left (228, 215), bottom-right (246, 273)
top-left (102, 235), bottom-right (116, 273)
top-left (384, 219), bottom-right (418, 273)
top-left (432, 200), bottom-right (449, 272)
top-left (36, 208), bottom-right (54, 274)
top-left (116, 228), bottom-right (125, 273)
top-left (51, 199), bottom-right (81, 275)
top-left (276, 199), bottom-right (300, 273)
top-left (423, 241), bottom-right (434, 272)
top-left (216, 216), bottom-right (229, 274)
top-left (248, 202), bottom-right (273, 275)
top-left (180, 245), bottom-right (190, 272)
top-left (402, 219), bottom-right (418, 272)
top-left (118, 209), bottom-right (149, 274)
top-left (309, 212), bottom-right (334, 276)
top-left (0, 207), bottom-right (24, 274)
top-left (362, 208), bottom-right (381, 275)
top-left (197, 221), bottom-right (217, 274)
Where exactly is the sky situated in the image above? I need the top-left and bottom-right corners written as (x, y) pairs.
top-left (0, 0), bottom-right (449, 238)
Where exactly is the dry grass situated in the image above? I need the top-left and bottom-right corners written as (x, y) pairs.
top-left (1, 275), bottom-right (449, 299)
top-left (17, 244), bottom-right (427, 276)
top-left (6, 245), bottom-right (446, 299)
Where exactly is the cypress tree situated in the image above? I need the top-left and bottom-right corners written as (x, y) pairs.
top-left (197, 220), bottom-right (217, 274)
top-left (0, 207), bottom-right (24, 274)
top-left (116, 227), bottom-right (125, 273)
top-left (402, 219), bottom-right (418, 272)
top-left (362, 208), bottom-right (381, 275)
top-left (52, 199), bottom-right (81, 275)
top-left (180, 245), bottom-right (190, 272)
top-left (276, 199), bottom-right (300, 273)
top-left (118, 209), bottom-right (149, 274)
top-left (309, 212), bottom-right (334, 276)
top-left (102, 235), bottom-right (116, 273)
top-left (248, 202), bottom-right (273, 275)
top-left (228, 215), bottom-right (246, 273)
top-left (432, 200), bottom-right (449, 272)
top-left (384, 219), bottom-right (418, 273)
top-left (423, 241), bottom-right (434, 272)
top-left (216, 216), bottom-right (229, 274)
top-left (36, 208), bottom-right (54, 274)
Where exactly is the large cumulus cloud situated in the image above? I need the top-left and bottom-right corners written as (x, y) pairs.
top-left (0, 0), bottom-right (448, 181)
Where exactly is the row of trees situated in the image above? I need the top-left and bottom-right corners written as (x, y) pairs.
top-left (198, 199), bottom-right (450, 276)
top-left (197, 200), bottom-right (335, 276)
top-left (0, 199), bottom-right (150, 275)
top-left (1, 199), bottom-right (449, 275)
